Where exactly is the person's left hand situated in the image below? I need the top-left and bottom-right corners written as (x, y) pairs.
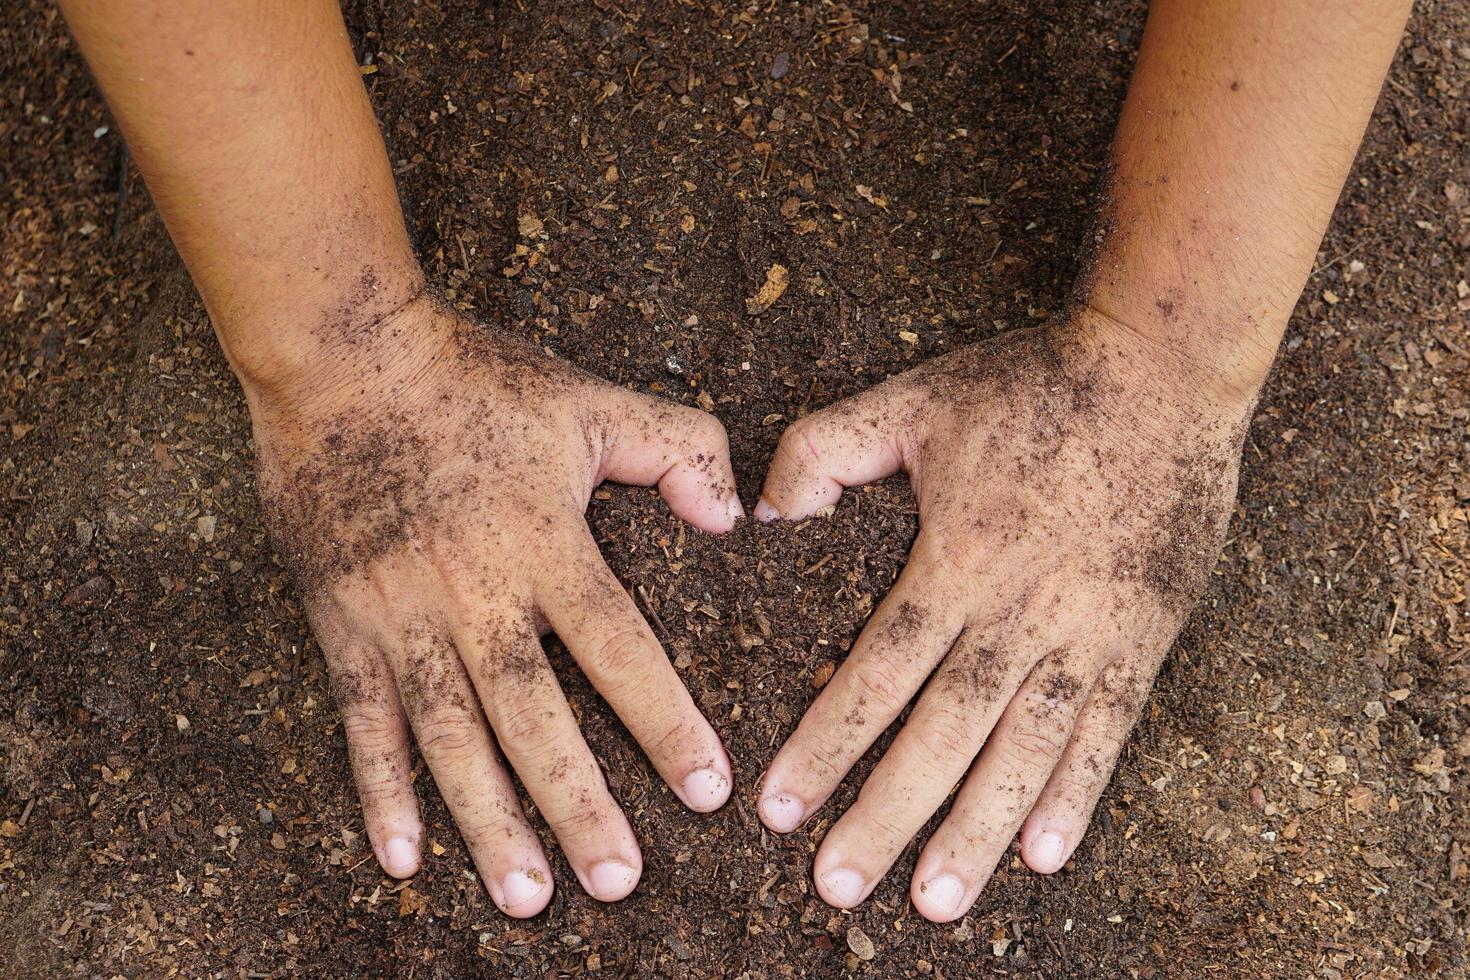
top-left (751, 311), bottom-right (1252, 922)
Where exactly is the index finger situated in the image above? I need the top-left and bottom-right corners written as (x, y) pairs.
top-left (757, 539), bottom-right (967, 832)
top-left (536, 529), bottom-right (734, 813)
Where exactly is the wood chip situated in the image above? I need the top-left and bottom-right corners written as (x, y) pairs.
top-left (746, 263), bottom-right (789, 315)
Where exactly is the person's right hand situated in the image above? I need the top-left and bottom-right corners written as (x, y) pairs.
top-left (250, 297), bottom-right (743, 917)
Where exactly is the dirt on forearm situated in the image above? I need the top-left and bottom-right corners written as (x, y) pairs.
top-left (2, 0), bottom-right (1467, 977)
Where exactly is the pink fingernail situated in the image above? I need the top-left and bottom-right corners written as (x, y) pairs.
top-left (587, 860), bottom-right (638, 901)
top-left (753, 498), bottom-right (781, 522)
top-left (818, 867), bottom-right (867, 907)
top-left (382, 836), bottom-right (419, 878)
top-left (682, 767), bottom-right (731, 812)
top-left (758, 792), bottom-right (805, 832)
top-left (500, 868), bottom-right (550, 915)
top-left (726, 495), bottom-right (746, 524)
top-left (917, 873), bottom-right (966, 919)
top-left (1031, 831), bottom-right (1067, 873)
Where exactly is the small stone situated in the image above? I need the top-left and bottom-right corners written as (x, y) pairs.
top-left (846, 925), bottom-right (875, 961)
top-left (770, 51), bottom-right (792, 80)
top-left (74, 518), bottom-right (96, 547)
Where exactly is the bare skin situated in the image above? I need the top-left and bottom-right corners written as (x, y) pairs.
top-left (755, 0), bottom-right (1413, 922)
top-left (255, 298), bottom-right (742, 913)
top-left (57, 0), bottom-right (742, 916)
top-left (61, 0), bottom-right (1413, 928)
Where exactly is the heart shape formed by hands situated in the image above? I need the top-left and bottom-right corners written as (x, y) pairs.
top-left (259, 295), bottom-right (1246, 923)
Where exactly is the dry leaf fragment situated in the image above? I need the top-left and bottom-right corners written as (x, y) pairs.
top-left (746, 263), bottom-right (789, 315)
top-left (517, 213), bottom-right (545, 239)
top-left (1413, 748), bottom-right (1446, 775)
top-left (398, 885), bottom-right (427, 917)
top-left (856, 184), bottom-right (889, 208)
top-left (811, 661), bottom-right (836, 689)
top-left (1361, 850), bottom-right (1397, 870)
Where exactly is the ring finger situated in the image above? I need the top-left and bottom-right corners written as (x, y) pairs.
top-left (452, 610), bottom-right (644, 903)
top-left (386, 621), bottom-right (554, 917)
top-left (909, 651), bottom-right (1099, 922)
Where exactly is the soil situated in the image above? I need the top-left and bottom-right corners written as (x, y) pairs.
top-left (3, 1), bottom-right (1467, 977)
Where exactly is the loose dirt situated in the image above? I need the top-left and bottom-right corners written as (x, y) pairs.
top-left (3, 1), bottom-right (1466, 976)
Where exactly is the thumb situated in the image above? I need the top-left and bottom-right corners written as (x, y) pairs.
top-left (756, 377), bottom-right (924, 522)
top-left (593, 387), bottom-right (744, 534)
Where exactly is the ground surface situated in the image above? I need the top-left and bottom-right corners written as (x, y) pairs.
top-left (2, 1), bottom-right (1468, 977)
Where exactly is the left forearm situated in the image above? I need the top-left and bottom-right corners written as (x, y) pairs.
top-left (1081, 0), bottom-right (1413, 407)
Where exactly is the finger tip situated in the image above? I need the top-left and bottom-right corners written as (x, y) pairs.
top-left (584, 859), bottom-right (641, 902)
top-left (725, 494), bottom-right (746, 527)
top-left (681, 767), bottom-right (732, 812)
top-left (752, 497), bottom-right (782, 523)
top-left (1022, 830), bottom-right (1069, 875)
top-left (756, 791), bottom-right (805, 833)
top-left (498, 867), bottom-right (554, 918)
top-left (912, 872), bottom-right (967, 923)
top-left (380, 835), bottom-right (421, 879)
top-left (815, 867), bottom-right (868, 909)
top-left (668, 498), bottom-right (739, 535)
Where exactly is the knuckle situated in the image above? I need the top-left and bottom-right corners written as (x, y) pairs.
top-left (849, 658), bottom-right (911, 715)
top-left (413, 710), bottom-right (481, 759)
top-left (690, 410), bottom-right (730, 450)
top-left (786, 729), bottom-right (847, 785)
top-left (804, 724), bottom-right (857, 781)
top-left (918, 535), bottom-right (976, 584)
top-left (914, 709), bottom-right (976, 763)
top-left (645, 717), bottom-right (700, 760)
top-left (341, 706), bottom-right (404, 753)
top-left (844, 806), bottom-right (912, 853)
top-left (354, 765), bottom-right (410, 805)
top-left (495, 700), bottom-right (560, 755)
top-left (452, 802), bottom-right (515, 847)
top-left (1002, 721), bottom-right (1068, 767)
top-left (585, 626), bottom-right (652, 682)
top-left (775, 418), bottom-right (817, 464)
top-left (549, 793), bottom-right (613, 841)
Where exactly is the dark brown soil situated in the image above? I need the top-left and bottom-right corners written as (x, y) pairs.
top-left (3, 1), bottom-right (1467, 976)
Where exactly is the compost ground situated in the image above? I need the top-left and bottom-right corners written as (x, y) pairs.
top-left (2, 1), bottom-right (1467, 976)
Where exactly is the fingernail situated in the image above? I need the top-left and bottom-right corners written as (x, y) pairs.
top-left (918, 873), bottom-right (966, 918)
top-left (726, 495), bottom-right (746, 524)
top-left (753, 497), bottom-right (781, 522)
top-left (1031, 831), bottom-right (1067, 873)
top-left (587, 860), bottom-right (638, 901)
top-left (758, 792), bottom-right (805, 832)
top-left (682, 767), bottom-right (731, 811)
top-left (818, 867), bottom-right (868, 907)
top-left (382, 836), bottom-right (418, 878)
top-left (500, 868), bottom-right (550, 915)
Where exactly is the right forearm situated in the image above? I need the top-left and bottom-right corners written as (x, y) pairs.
top-left (58, 0), bottom-right (428, 397)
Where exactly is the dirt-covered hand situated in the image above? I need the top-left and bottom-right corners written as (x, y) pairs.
top-left (752, 312), bottom-right (1250, 922)
top-left (251, 299), bottom-right (743, 917)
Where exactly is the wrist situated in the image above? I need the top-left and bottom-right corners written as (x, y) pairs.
top-left (214, 259), bottom-right (437, 399)
top-left (1069, 299), bottom-right (1278, 417)
top-left (233, 288), bottom-right (456, 433)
